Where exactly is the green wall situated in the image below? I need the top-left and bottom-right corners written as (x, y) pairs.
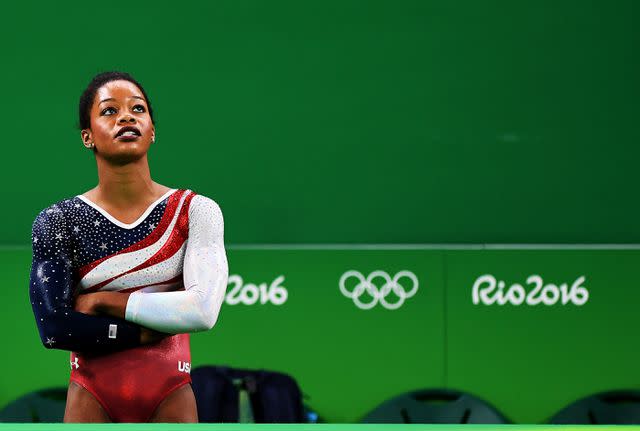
top-left (2, 0), bottom-right (638, 424)
top-left (1, 0), bottom-right (638, 245)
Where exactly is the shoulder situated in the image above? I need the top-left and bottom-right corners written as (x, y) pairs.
top-left (187, 192), bottom-right (224, 227)
top-left (31, 199), bottom-right (75, 255)
top-left (188, 193), bottom-right (222, 215)
top-left (32, 197), bottom-right (74, 230)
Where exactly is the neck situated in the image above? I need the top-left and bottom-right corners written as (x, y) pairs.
top-left (93, 154), bottom-right (160, 206)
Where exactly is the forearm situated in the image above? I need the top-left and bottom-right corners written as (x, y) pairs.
top-left (35, 312), bottom-right (142, 353)
top-left (76, 291), bottom-right (167, 344)
top-left (125, 287), bottom-right (220, 333)
top-left (124, 241), bottom-right (228, 333)
top-left (76, 284), bottom-right (219, 334)
top-left (30, 262), bottom-right (143, 353)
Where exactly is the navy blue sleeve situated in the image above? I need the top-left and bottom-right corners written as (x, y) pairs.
top-left (29, 205), bottom-right (142, 353)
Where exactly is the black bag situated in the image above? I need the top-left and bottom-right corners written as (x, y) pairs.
top-left (191, 365), bottom-right (305, 423)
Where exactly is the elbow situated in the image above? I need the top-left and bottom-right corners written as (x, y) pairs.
top-left (39, 335), bottom-right (54, 349)
top-left (37, 324), bottom-right (60, 350)
top-left (35, 313), bottom-right (69, 350)
top-left (188, 285), bottom-right (224, 332)
top-left (192, 307), bottom-right (220, 332)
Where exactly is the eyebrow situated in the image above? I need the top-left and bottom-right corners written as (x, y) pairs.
top-left (99, 96), bottom-right (145, 104)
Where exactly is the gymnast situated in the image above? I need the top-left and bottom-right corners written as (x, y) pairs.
top-left (28, 71), bottom-right (228, 422)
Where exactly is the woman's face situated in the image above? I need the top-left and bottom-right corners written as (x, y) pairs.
top-left (82, 80), bottom-right (154, 163)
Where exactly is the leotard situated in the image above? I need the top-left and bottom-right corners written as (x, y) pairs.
top-left (29, 188), bottom-right (228, 422)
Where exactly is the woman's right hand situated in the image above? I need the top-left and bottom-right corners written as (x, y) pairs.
top-left (140, 327), bottom-right (168, 344)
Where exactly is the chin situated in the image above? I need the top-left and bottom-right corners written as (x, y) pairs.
top-left (105, 147), bottom-right (148, 165)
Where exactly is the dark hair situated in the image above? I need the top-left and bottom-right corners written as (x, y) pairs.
top-left (78, 71), bottom-right (155, 130)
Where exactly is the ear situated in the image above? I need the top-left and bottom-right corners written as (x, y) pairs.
top-left (81, 129), bottom-right (94, 149)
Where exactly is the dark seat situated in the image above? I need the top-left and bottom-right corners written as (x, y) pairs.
top-left (550, 390), bottom-right (640, 424)
top-left (0, 388), bottom-right (67, 423)
top-left (361, 388), bottom-right (509, 424)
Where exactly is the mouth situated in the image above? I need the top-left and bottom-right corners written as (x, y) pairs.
top-left (114, 126), bottom-right (142, 140)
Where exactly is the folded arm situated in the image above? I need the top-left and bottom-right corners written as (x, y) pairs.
top-left (30, 208), bottom-right (147, 353)
top-left (123, 195), bottom-right (229, 333)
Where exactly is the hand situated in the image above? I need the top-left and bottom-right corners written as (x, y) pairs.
top-left (74, 292), bottom-right (100, 315)
top-left (74, 291), bottom-right (130, 318)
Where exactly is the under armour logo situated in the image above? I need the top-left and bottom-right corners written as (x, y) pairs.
top-left (70, 356), bottom-right (79, 370)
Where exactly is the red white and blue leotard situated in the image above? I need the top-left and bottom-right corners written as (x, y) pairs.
top-left (29, 188), bottom-right (228, 422)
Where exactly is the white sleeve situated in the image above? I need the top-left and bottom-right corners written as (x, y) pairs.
top-left (124, 195), bottom-right (229, 333)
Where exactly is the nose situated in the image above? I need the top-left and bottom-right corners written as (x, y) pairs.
top-left (117, 113), bottom-right (136, 124)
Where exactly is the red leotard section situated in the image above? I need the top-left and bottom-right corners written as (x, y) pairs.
top-left (69, 333), bottom-right (191, 422)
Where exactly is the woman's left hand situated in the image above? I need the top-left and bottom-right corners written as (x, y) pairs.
top-left (74, 292), bottom-right (102, 315)
top-left (74, 291), bottom-right (130, 319)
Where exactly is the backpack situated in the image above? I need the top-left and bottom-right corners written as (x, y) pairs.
top-left (191, 365), bottom-right (305, 423)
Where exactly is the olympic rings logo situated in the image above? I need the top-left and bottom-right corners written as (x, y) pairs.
top-left (339, 270), bottom-right (419, 310)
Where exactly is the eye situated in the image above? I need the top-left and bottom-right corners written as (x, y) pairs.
top-left (132, 104), bottom-right (146, 113)
top-left (101, 107), bottom-right (116, 116)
